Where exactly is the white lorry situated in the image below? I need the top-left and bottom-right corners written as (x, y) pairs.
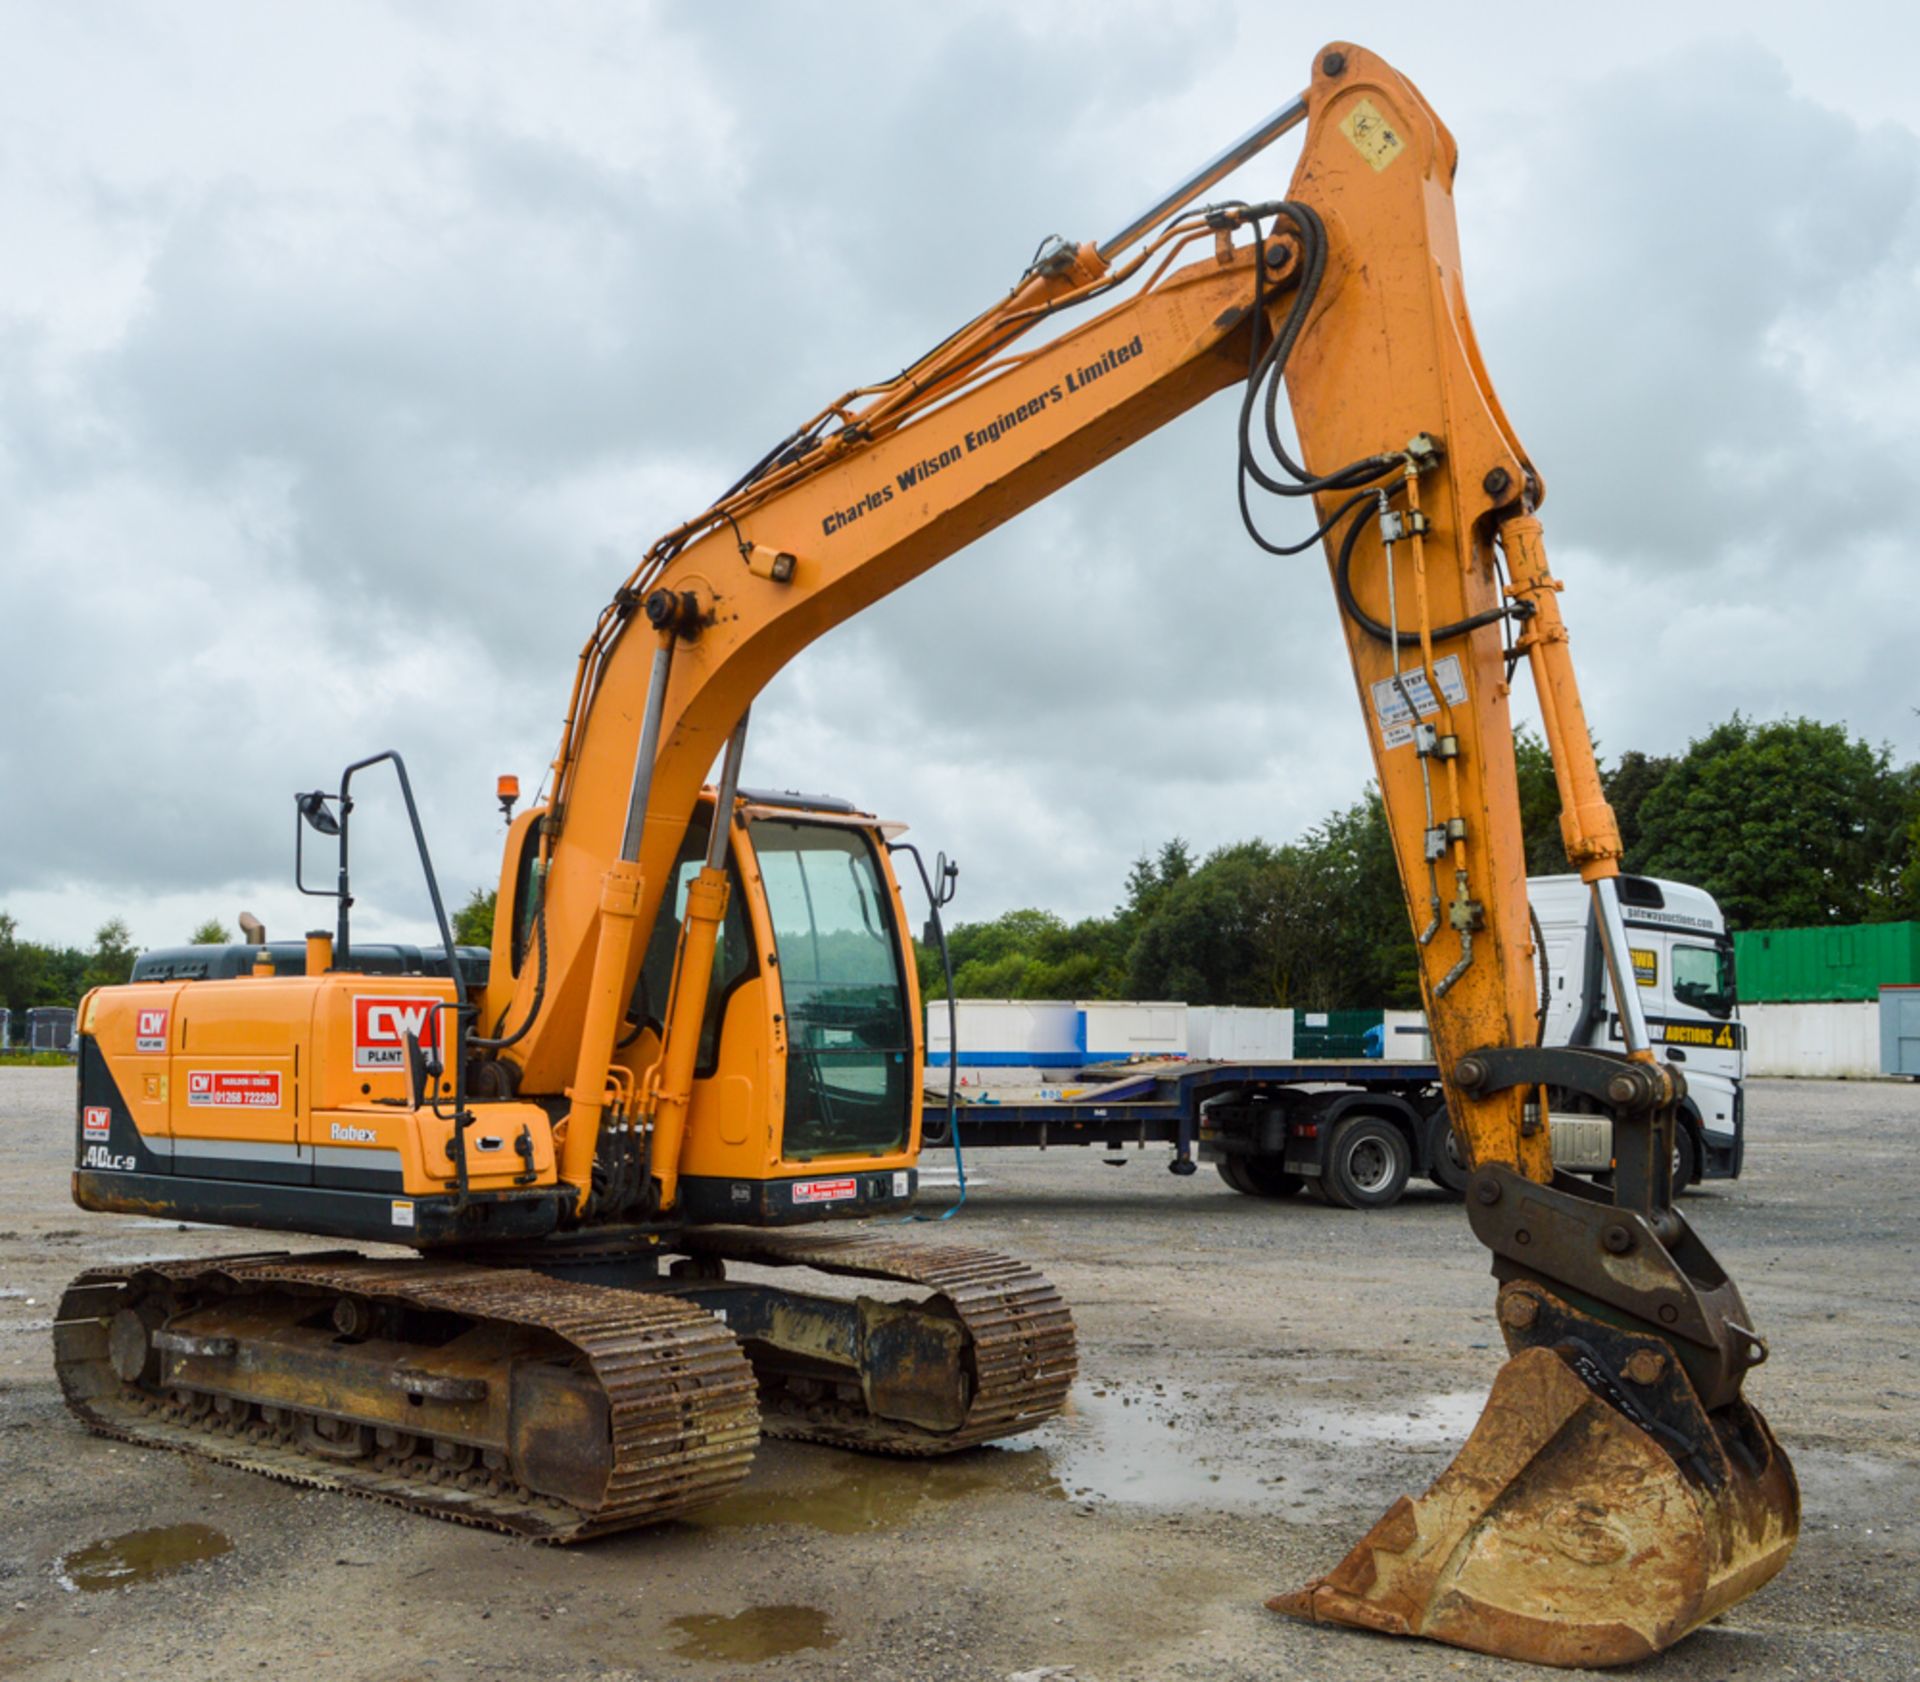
top-left (1530, 873), bottom-right (1742, 1190)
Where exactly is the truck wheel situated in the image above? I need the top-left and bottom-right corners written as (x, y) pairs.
top-left (1424, 1107), bottom-right (1470, 1197)
top-left (1216, 1156), bottom-right (1302, 1198)
top-left (1324, 1115), bottom-right (1412, 1209)
top-left (1673, 1125), bottom-right (1700, 1197)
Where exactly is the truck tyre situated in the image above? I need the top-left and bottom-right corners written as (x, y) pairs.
top-left (1673, 1123), bottom-right (1700, 1198)
top-left (1216, 1156), bottom-right (1302, 1198)
top-left (1309, 1173), bottom-right (1348, 1207)
top-left (1324, 1115), bottom-right (1412, 1209)
top-left (1424, 1106), bottom-right (1470, 1197)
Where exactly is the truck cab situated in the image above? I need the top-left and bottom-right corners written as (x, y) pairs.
top-left (1531, 873), bottom-right (1742, 1186)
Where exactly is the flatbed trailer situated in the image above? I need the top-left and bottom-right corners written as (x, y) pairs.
top-left (933, 1052), bottom-right (1736, 1209)
top-left (936, 1056), bottom-right (1457, 1210)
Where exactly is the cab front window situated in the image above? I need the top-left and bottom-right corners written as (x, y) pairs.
top-left (750, 819), bottom-right (911, 1159)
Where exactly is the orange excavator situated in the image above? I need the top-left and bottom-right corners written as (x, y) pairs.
top-left (54, 43), bottom-right (1796, 1667)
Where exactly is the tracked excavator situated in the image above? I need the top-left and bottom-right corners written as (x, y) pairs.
top-left (55, 43), bottom-right (1796, 1667)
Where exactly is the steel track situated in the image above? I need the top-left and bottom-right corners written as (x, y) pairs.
top-left (681, 1227), bottom-right (1077, 1453)
top-left (54, 1254), bottom-right (760, 1541)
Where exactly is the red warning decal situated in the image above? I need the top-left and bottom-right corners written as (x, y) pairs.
top-left (135, 1008), bottom-right (169, 1053)
top-left (186, 1071), bottom-right (283, 1109)
top-left (83, 1106), bottom-right (111, 1140)
top-left (353, 996), bottom-right (444, 1071)
top-left (791, 1176), bottom-right (858, 1205)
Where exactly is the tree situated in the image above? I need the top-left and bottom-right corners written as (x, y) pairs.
top-left (80, 919), bottom-right (138, 994)
top-left (926, 907), bottom-right (1130, 1002)
top-left (1296, 794), bottom-right (1422, 1008)
top-left (1606, 748), bottom-right (1678, 865)
top-left (454, 887), bottom-right (497, 948)
top-left (1120, 838), bottom-right (1194, 927)
top-left (0, 913), bottom-right (87, 1010)
top-left (1124, 840), bottom-right (1295, 1005)
top-left (0, 912), bottom-right (32, 1013)
top-left (1633, 716), bottom-right (1917, 929)
top-left (1511, 727), bottom-right (1570, 875)
top-left (189, 918), bottom-right (234, 945)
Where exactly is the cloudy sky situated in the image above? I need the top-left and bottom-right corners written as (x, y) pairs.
top-left (3, 0), bottom-right (1917, 952)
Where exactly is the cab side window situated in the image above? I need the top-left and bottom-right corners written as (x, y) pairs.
top-left (1671, 943), bottom-right (1734, 1019)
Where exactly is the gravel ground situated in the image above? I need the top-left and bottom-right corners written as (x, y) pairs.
top-left (0, 1067), bottom-right (1915, 1681)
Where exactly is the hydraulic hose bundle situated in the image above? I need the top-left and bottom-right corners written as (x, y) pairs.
top-left (1235, 200), bottom-right (1522, 651)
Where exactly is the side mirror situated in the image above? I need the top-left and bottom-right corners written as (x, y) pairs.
top-left (298, 791), bottom-right (341, 837)
top-left (935, 852), bottom-right (959, 907)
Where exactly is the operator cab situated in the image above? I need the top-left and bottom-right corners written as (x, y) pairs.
top-left (627, 787), bottom-right (924, 1224)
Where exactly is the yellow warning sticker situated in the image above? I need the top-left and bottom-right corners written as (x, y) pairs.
top-left (1340, 97), bottom-right (1405, 172)
top-left (1631, 947), bottom-right (1658, 987)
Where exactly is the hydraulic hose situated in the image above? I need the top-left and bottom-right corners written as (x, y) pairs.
top-left (1333, 498), bottom-right (1519, 649)
top-left (470, 873), bottom-right (547, 1051)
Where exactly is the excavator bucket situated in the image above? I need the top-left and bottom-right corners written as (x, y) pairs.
top-left (1271, 1343), bottom-right (1799, 1667)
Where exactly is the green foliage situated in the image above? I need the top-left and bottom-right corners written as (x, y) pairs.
top-left (920, 792), bottom-right (1423, 1015)
top-left (1125, 839), bottom-right (1294, 1004)
top-left (189, 918), bottom-right (234, 945)
top-left (454, 887), bottom-right (497, 948)
top-left (0, 913), bottom-right (138, 1015)
top-left (1512, 727), bottom-right (1570, 875)
top-left (1303, 795), bottom-right (1424, 1007)
top-left (0, 912), bottom-right (33, 1013)
top-left (915, 712), bottom-right (1920, 1012)
top-left (80, 920), bottom-right (138, 994)
top-left (1121, 838), bottom-right (1194, 926)
top-left (1631, 716), bottom-right (1917, 928)
top-left (1604, 749), bottom-right (1677, 862)
top-left (922, 908), bottom-right (1130, 1002)
top-left (1122, 800), bottom-right (1424, 1009)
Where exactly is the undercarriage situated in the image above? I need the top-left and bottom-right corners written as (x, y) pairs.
top-left (53, 1230), bottom-right (1076, 1540)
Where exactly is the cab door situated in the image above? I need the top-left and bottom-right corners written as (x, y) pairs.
top-left (749, 817), bottom-right (916, 1164)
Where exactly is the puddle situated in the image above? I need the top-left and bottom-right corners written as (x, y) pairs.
top-left (690, 1441), bottom-right (1061, 1533)
top-left (57, 1523), bottom-right (232, 1591)
top-left (668, 1604), bottom-right (837, 1663)
top-left (692, 1385), bottom-right (1489, 1530)
top-left (1020, 1383), bottom-right (1484, 1512)
top-left (1283, 1391), bottom-right (1487, 1448)
top-left (1032, 1385), bottom-right (1278, 1507)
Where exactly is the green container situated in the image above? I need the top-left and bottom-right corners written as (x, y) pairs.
top-left (1295, 1007), bottom-right (1384, 1058)
top-left (1733, 921), bottom-right (1920, 1003)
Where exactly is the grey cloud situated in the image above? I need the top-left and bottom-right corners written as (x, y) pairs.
top-left (1468, 42), bottom-right (1920, 570)
top-left (2, 5), bottom-right (1917, 948)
